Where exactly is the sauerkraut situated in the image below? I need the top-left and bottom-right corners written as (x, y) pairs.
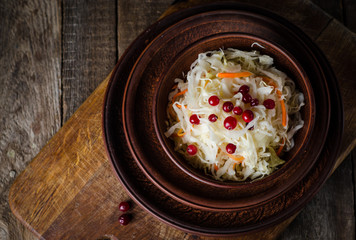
top-left (165, 48), bottom-right (305, 181)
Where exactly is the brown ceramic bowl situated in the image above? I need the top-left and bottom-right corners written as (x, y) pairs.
top-left (103, 2), bottom-right (342, 236)
top-left (121, 8), bottom-right (330, 211)
top-left (154, 34), bottom-right (314, 188)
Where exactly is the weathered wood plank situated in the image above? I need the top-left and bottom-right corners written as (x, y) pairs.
top-left (0, 0), bottom-right (61, 239)
top-left (311, 0), bottom-right (344, 22)
top-left (117, 0), bottom-right (175, 56)
top-left (161, 0), bottom-right (332, 40)
top-left (344, 0), bottom-right (356, 32)
top-left (9, 78), bottom-right (110, 239)
top-left (354, 150), bottom-right (356, 238)
top-left (316, 19), bottom-right (356, 167)
top-left (279, 153), bottom-right (355, 240)
top-left (62, 0), bottom-right (117, 122)
top-left (342, 1), bottom-right (356, 240)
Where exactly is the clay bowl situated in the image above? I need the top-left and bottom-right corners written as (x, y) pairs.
top-left (154, 34), bottom-right (314, 188)
top-left (120, 8), bottom-right (330, 211)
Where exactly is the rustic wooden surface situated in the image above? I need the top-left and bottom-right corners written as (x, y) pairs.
top-left (0, 1), bottom-right (61, 239)
top-left (1, 0), bottom-right (355, 239)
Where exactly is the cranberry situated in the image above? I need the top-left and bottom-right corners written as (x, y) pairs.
top-left (226, 143), bottom-right (237, 154)
top-left (233, 106), bottom-right (243, 115)
top-left (189, 114), bottom-right (200, 124)
top-left (222, 102), bottom-right (234, 112)
top-left (119, 214), bottom-right (131, 226)
top-left (208, 95), bottom-right (220, 106)
top-left (238, 85), bottom-right (250, 94)
top-left (251, 98), bottom-right (259, 106)
top-left (119, 201), bottom-right (130, 212)
top-left (242, 93), bottom-right (252, 103)
top-left (263, 99), bottom-right (275, 109)
top-left (242, 110), bottom-right (254, 123)
top-left (208, 114), bottom-right (218, 122)
top-left (187, 145), bottom-right (198, 155)
top-left (224, 116), bottom-right (237, 130)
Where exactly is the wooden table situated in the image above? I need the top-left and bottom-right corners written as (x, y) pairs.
top-left (1, 0), bottom-right (355, 239)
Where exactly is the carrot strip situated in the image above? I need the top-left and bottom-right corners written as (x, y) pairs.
top-left (262, 76), bottom-right (277, 88)
top-left (278, 95), bottom-right (287, 127)
top-left (176, 104), bottom-right (187, 109)
top-left (214, 164), bottom-right (219, 171)
top-left (217, 72), bottom-right (252, 78)
top-left (276, 138), bottom-right (285, 156)
top-left (227, 154), bottom-right (245, 162)
top-left (204, 81), bottom-right (209, 88)
top-left (171, 84), bottom-right (178, 90)
top-left (261, 76), bottom-right (287, 127)
top-left (177, 128), bottom-right (186, 137)
top-left (172, 89), bottom-right (188, 102)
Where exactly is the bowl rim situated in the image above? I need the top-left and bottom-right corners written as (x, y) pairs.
top-left (153, 32), bottom-right (315, 189)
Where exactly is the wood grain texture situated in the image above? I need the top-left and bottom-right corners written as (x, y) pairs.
top-left (3, 0), bottom-right (356, 239)
top-left (62, 0), bottom-right (117, 122)
top-left (0, 0), bottom-right (61, 239)
top-left (9, 78), bottom-right (110, 239)
top-left (279, 153), bottom-right (355, 240)
top-left (316, 19), bottom-right (356, 168)
top-left (117, 0), bottom-right (174, 56)
top-left (161, 0), bottom-right (332, 40)
top-left (311, 0), bottom-right (344, 22)
top-left (344, 0), bottom-right (356, 32)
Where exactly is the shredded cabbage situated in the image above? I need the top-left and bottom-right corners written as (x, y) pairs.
top-left (165, 48), bottom-right (304, 181)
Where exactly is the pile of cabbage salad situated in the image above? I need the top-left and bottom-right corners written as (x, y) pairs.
top-left (165, 48), bottom-right (305, 181)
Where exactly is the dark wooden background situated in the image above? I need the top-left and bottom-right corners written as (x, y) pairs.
top-left (0, 0), bottom-right (355, 239)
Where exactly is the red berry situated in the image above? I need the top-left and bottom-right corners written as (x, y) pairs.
top-left (208, 114), bottom-right (218, 122)
top-left (119, 201), bottom-right (130, 212)
top-left (224, 116), bottom-right (237, 130)
top-left (119, 214), bottom-right (131, 226)
top-left (187, 145), bottom-right (198, 155)
top-left (233, 106), bottom-right (243, 115)
top-left (242, 93), bottom-right (252, 103)
top-left (190, 114), bottom-right (200, 124)
top-left (263, 99), bottom-right (275, 109)
top-left (226, 143), bottom-right (236, 154)
top-left (208, 95), bottom-right (220, 106)
top-left (222, 102), bottom-right (234, 112)
top-left (251, 98), bottom-right (259, 106)
top-left (238, 85), bottom-right (250, 94)
top-left (242, 110), bottom-right (254, 123)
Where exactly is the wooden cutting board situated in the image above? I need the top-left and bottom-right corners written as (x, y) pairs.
top-left (9, 0), bottom-right (356, 239)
